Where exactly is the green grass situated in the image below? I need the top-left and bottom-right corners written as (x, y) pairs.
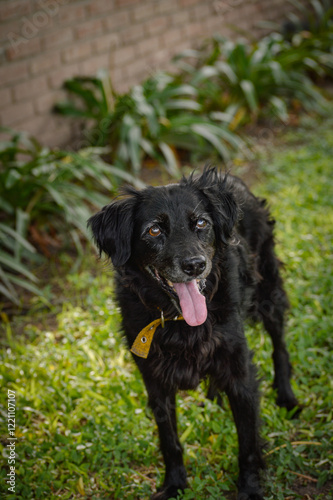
top-left (1, 114), bottom-right (333, 499)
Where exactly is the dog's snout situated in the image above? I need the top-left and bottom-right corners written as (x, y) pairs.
top-left (181, 256), bottom-right (206, 277)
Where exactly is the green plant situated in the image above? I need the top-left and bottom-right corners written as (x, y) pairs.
top-left (0, 129), bottom-right (143, 304)
top-left (56, 71), bottom-right (244, 174)
top-left (263, 0), bottom-right (333, 78)
top-left (108, 72), bottom-right (203, 175)
top-left (54, 70), bottom-right (114, 147)
top-left (173, 33), bottom-right (326, 126)
top-left (0, 223), bottom-right (41, 304)
top-left (284, 0), bottom-right (333, 39)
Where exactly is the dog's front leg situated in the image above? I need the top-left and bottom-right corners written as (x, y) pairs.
top-left (225, 359), bottom-right (265, 500)
top-left (145, 381), bottom-right (187, 500)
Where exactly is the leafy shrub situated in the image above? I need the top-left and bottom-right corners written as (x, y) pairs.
top-left (0, 129), bottom-right (142, 304)
top-left (54, 71), bottom-right (113, 147)
top-left (173, 32), bottom-right (327, 126)
top-left (0, 223), bottom-right (41, 304)
top-left (283, 0), bottom-right (333, 41)
top-left (277, 1), bottom-right (333, 83)
top-left (56, 71), bottom-right (243, 173)
top-left (262, 0), bottom-right (333, 77)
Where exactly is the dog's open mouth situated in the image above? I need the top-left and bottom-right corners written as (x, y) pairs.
top-left (146, 267), bottom-right (207, 327)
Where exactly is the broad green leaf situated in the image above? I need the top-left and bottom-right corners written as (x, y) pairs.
top-left (311, 0), bottom-right (325, 20)
top-left (0, 251), bottom-right (38, 281)
top-left (0, 223), bottom-right (35, 253)
top-left (240, 79), bottom-right (258, 113)
top-left (164, 84), bottom-right (197, 97)
top-left (46, 184), bottom-right (66, 208)
top-left (15, 209), bottom-right (30, 262)
top-left (165, 99), bottom-right (201, 111)
top-left (127, 123), bottom-right (142, 174)
top-left (191, 66), bottom-right (220, 84)
top-left (180, 422), bottom-right (195, 444)
top-left (287, 0), bottom-right (309, 16)
top-left (213, 125), bottom-right (244, 149)
top-left (0, 281), bottom-right (19, 304)
top-left (0, 196), bottom-right (14, 215)
top-left (131, 85), bottom-right (159, 136)
top-left (54, 102), bottom-right (95, 119)
top-left (268, 61), bottom-right (285, 84)
top-left (173, 48), bottom-right (201, 60)
top-left (0, 264), bottom-right (16, 296)
top-left (215, 61), bottom-right (238, 83)
top-left (269, 96), bottom-right (289, 123)
top-left (210, 111), bottom-right (235, 123)
top-left (191, 123), bottom-right (230, 161)
top-left (7, 274), bottom-right (43, 296)
top-left (5, 169), bottom-right (21, 189)
top-left (158, 142), bottom-right (179, 176)
top-left (140, 138), bottom-right (156, 157)
top-left (104, 163), bottom-right (145, 189)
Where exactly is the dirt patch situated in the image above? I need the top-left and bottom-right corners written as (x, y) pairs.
top-left (288, 478), bottom-right (333, 500)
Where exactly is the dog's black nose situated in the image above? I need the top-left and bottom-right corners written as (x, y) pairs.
top-left (181, 256), bottom-right (206, 277)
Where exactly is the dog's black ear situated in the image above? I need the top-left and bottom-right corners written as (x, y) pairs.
top-left (207, 185), bottom-right (239, 244)
top-left (88, 196), bottom-right (136, 267)
top-left (193, 168), bottom-right (239, 244)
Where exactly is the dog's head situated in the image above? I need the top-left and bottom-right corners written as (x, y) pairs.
top-left (88, 168), bottom-right (238, 327)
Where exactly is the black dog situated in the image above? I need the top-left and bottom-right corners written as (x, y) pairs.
top-left (88, 167), bottom-right (298, 500)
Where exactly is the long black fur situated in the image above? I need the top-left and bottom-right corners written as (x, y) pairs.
top-left (88, 167), bottom-right (299, 500)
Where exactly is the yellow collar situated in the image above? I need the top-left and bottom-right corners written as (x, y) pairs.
top-left (130, 311), bottom-right (184, 359)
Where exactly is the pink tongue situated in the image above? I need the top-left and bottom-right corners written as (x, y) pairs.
top-left (173, 280), bottom-right (207, 327)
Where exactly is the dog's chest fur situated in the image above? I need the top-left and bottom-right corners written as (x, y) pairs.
top-left (116, 242), bottom-right (255, 391)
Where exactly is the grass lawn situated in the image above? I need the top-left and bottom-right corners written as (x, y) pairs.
top-left (1, 113), bottom-right (332, 499)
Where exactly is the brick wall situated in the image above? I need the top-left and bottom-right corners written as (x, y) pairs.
top-left (0, 0), bottom-right (294, 147)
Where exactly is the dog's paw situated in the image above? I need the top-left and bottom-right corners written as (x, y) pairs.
top-left (276, 395), bottom-right (302, 419)
top-left (237, 476), bottom-right (264, 500)
top-left (151, 485), bottom-right (184, 500)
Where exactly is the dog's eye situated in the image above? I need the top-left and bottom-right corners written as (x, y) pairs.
top-left (196, 218), bottom-right (207, 229)
top-left (149, 225), bottom-right (161, 237)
